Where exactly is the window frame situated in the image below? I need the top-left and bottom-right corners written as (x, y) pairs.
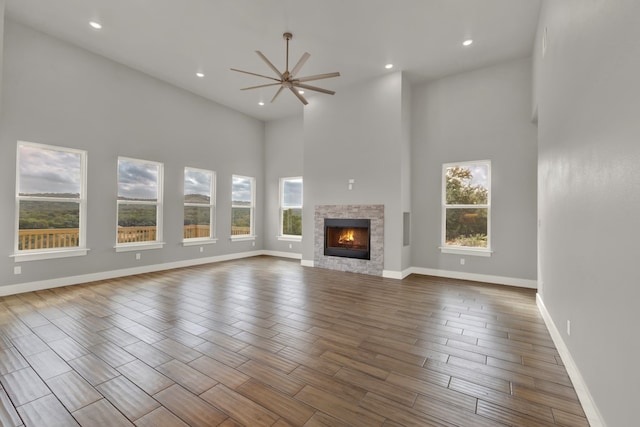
top-left (440, 160), bottom-right (492, 257)
top-left (182, 167), bottom-right (217, 246)
top-left (13, 141), bottom-right (89, 262)
top-left (230, 174), bottom-right (255, 241)
top-left (278, 176), bottom-right (303, 241)
top-left (115, 156), bottom-right (165, 252)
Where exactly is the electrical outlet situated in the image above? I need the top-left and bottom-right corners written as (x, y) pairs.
top-left (460, 258), bottom-right (465, 265)
top-left (135, 253), bottom-right (141, 260)
top-left (199, 246), bottom-right (204, 253)
top-left (567, 320), bottom-right (571, 336)
top-left (289, 243), bottom-right (292, 249)
top-left (252, 241), bottom-right (255, 247)
top-left (14, 266), bottom-right (21, 275)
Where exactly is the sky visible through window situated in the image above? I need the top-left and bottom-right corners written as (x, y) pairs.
top-left (118, 159), bottom-right (158, 201)
top-left (467, 164), bottom-right (488, 189)
top-left (19, 145), bottom-right (81, 196)
top-left (232, 176), bottom-right (252, 204)
top-left (283, 178), bottom-right (302, 207)
top-left (184, 169), bottom-right (211, 199)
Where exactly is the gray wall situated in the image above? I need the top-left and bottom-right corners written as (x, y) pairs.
top-left (0, 21), bottom-right (264, 288)
top-left (264, 115), bottom-right (303, 254)
top-left (535, 1), bottom-right (640, 425)
top-left (411, 58), bottom-right (538, 281)
top-left (302, 72), bottom-right (408, 273)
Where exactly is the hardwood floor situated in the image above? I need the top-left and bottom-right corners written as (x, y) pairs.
top-left (0, 256), bottom-right (589, 426)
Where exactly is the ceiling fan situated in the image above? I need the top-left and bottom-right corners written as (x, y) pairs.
top-left (231, 32), bottom-right (340, 105)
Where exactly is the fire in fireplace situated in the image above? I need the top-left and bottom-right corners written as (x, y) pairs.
top-left (324, 218), bottom-right (370, 260)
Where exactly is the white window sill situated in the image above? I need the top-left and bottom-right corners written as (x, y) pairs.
top-left (11, 248), bottom-right (89, 262)
top-left (182, 238), bottom-right (218, 247)
top-left (440, 246), bottom-right (493, 257)
top-left (115, 242), bottom-right (165, 252)
top-left (230, 235), bottom-right (256, 242)
top-left (277, 235), bottom-right (302, 242)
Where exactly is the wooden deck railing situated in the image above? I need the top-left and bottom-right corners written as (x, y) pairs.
top-left (183, 225), bottom-right (211, 239)
top-left (19, 225), bottom-right (253, 250)
top-left (117, 226), bottom-right (157, 244)
top-left (18, 228), bottom-right (80, 250)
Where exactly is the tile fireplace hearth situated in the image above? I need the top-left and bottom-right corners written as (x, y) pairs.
top-left (314, 205), bottom-right (383, 276)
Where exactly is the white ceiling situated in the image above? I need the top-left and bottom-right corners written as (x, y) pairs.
top-left (5, 0), bottom-right (541, 122)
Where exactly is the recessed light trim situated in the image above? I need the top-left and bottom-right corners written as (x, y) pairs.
top-left (196, 72), bottom-right (205, 78)
top-left (258, 101), bottom-right (265, 106)
top-left (463, 39), bottom-right (473, 46)
top-left (89, 21), bottom-right (102, 30)
top-left (385, 64), bottom-right (393, 69)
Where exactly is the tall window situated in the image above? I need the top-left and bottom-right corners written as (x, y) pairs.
top-left (15, 141), bottom-right (87, 260)
top-left (116, 157), bottom-right (164, 248)
top-left (279, 177), bottom-right (302, 239)
top-left (442, 160), bottom-right (491, 255)
top-left (231, 175), bottom-right (255, 238)
top-left (184, 167), bottom-right (215, 241)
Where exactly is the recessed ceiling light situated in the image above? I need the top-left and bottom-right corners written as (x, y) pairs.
top-left (258, 101), bottom-right (265, 106)
top-left (385, 64), bottom-right (393, 69)
top-left (463, 39), bottom-right (473, 46)
top-left (89, 21), bottom-right (102, 30)
top-left (298, 90), bottom-right (304, 95)
top-left (196, 72), bottom-right (205, 78)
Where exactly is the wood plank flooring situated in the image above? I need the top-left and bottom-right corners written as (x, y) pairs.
top-left (0, 256), bottom-right (589, 426)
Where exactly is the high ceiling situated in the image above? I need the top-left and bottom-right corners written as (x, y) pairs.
top-left (5, 0), bottom-right (541, 121)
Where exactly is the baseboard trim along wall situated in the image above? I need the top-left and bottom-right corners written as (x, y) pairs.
top-left (1, 254), bottom-right (536, 296)
top-left (536, 294), bottom-right (606, 427)
top-left (262, 250), bottom-right (302, 260)
top-left (407, 267), bottom-right (538, 289)
top-left (0, 250), bottom-right (266, 297)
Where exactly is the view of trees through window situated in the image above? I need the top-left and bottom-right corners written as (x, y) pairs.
top-left (281, 177), bottom-right (302, 236)
top-left (232, 175), bottom-right (254, 236)
top-left (444, 163), bottom-right (490, 248)
top-left (117, 158), bottom-right (162, 244)
top-left (184, 168), bottom-right (214, 239)
top-left (17, 143), bottom-right (84, 251)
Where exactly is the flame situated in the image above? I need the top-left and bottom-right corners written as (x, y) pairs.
top-left (338, 229), bottom-right (355, 244)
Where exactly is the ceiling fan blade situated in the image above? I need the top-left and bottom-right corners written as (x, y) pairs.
top-left (241, 82), bottom-right (282, 91)
top-left (271, 86), bottom-right (285, 103)
top-left (230, 68), bottom-right (281, 82)
top-left (296, 72), bottom-right (340, 83)
top-left (294, 83), bottom-right (336, 95)
top-left (290, 52), bottom-right (310, 78)
top-left (255, 51), bottom-right (283, 79)
top-left (289, 87), bottom-right (308, 105)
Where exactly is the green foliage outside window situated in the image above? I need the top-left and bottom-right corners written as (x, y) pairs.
top-left (282, 208), bottom-right (302, 236)
top-left (445, 165), bottom-right (489, 247)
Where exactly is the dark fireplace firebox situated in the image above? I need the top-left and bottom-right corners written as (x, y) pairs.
top-left (324, 218), bottom-right (371, 260)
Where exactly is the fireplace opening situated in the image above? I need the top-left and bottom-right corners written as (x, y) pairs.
top-left (324, 218), bottom-right (370, 260)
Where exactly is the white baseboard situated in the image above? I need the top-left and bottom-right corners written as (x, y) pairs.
top-left (407, 267), bottom-right (538, 289)
top-left (382, 270), bottom-right (404, 279)
top-left (262, 250), bottom-right (302, 260)
top-left (0, 250), bottom-right (265, 297)
top-left (536, 294), bottom-right (606, 427)
top-left (300, 259), bottom-right (314, 267)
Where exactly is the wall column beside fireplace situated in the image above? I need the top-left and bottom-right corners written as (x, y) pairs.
top-left (314, 204), bottom-right (384, 276)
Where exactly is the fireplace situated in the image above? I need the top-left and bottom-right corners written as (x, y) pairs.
top-left (324, 218), bottom-right (370, 260)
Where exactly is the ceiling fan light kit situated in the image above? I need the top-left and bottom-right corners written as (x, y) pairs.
top-left (231, 32), bottom-right (340, 105)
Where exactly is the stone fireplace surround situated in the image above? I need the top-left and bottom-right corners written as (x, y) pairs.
top-left (314, 204), bottom-right (384, 276)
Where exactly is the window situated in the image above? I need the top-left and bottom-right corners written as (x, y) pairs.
top-left (231, 175), bottom-right (255, 239)
top-left (183, 167), bottom-right (216, 243)
top-left (279, 177), bottom-right (302, 240)
top-left (14, 141), bottom-right (88, 261)
top-left (441, 160), bottom-right (491, 256)
top-left (116, 157), bottom-right (164, 251)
